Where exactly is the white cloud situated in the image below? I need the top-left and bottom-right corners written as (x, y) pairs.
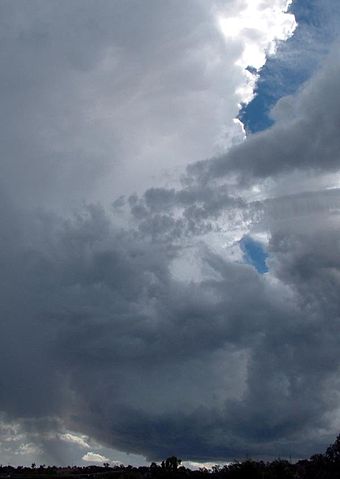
top-left (82, 452), bottom-right (110, 464)
top-left (218, 0), bottom-right (296, 102)
top-left (59, 433), bottom-right (90, 449)
top-left (182, 461), bottom-right (226, 470)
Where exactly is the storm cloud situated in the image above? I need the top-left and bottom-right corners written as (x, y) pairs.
top-left (1, 0), bottom-right (340, 467)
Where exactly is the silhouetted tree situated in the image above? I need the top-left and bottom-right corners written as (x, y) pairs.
top-left (5, 434), bottom-right (340, 479)
top-left (326, 434), bottom-right (340, 462)
top-left (164, 456), bottom-right (182, 471)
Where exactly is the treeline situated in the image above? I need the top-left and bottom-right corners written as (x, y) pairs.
top-left (2, 434), bottom-right (340, 479)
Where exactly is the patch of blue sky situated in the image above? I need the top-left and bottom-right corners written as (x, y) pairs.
top-left (239, 0), bottom-right (340, 133)
top-left (240, 236), bottom-right (269, 274)
top-left (234, 0), bottom-right (340, 273)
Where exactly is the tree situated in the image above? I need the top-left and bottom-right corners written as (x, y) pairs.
top-left (326, 434), bottom-right (340, 462)
top-left (164, 456), bottom-right (181, 471)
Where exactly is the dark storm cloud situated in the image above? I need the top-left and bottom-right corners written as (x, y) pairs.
top-left (2, 196), bottom-right (340, 462)
top-left (1, 0), bottom-right (340, 466)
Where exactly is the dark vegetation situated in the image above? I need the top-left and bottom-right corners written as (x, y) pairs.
top-left (2, 435), bottom-right (340, 479)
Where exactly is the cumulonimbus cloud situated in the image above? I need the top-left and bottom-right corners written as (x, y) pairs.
top-left (1, 0), bottom-right (340, 467)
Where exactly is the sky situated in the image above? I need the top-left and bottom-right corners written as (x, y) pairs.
top-left (1, 0), bottom-right (340, 468)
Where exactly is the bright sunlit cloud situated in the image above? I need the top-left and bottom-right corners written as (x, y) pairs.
top-left (82, 452), bottom-right (110, 464)
top-left (218, 0), bottom-right (297, 103)
top-left (59, 433), bottom-right (90, 449)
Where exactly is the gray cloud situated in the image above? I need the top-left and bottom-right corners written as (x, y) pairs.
top-left (188, 48), bottom-right (340, 186)
top-left (0, 0), bottom-right (247, 212)
top-left (1, 0), bottom-right (340, 467)
top-left (1, 197), bottom-right (340, 462)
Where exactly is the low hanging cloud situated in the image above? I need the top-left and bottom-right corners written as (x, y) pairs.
top-left (1, 0), bottom-right (340, 467)
top-left (82, 452), bottom-right (110, 464)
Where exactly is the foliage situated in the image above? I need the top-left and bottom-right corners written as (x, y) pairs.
top-left (3, 436), bottom-right (340, 479)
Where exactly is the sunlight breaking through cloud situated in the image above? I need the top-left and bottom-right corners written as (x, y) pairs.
top-left (218, 0), bottom-right (297, 103)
